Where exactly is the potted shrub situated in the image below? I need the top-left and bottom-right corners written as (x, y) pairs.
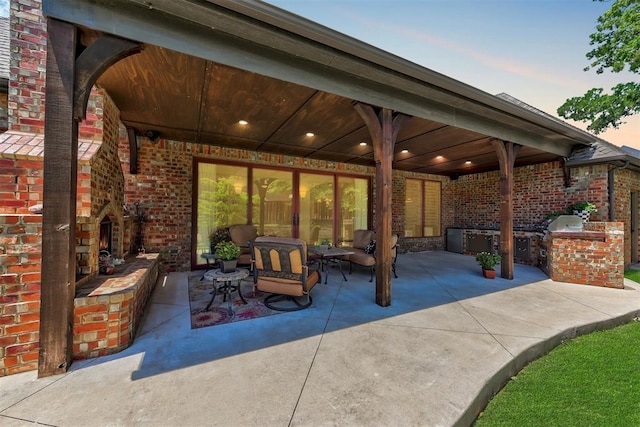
top-left (569, 201), bottom-right (597, 222)
top-left (209, 228), bottom-right (230, 254)
top-left (475, 252), bottom-right (501, 279)
top-left (214, 241), bottom-right (241, 273)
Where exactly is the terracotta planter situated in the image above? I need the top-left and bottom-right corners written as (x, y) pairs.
top-left (220, 259), bottom-right (238, 273)
top-left (482, 268), bottom-right (496, 279)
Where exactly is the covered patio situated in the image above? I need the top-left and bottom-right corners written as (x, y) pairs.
top-left (36, 0), bottom-right (600, 376)
top-left (2, 251), bottom-right (640, 425)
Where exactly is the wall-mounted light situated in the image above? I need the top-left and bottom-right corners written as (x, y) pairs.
top-left (143, 130), bottom-right (161, 143)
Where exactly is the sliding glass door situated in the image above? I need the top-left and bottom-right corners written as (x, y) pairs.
top-left (194, 160), bottom-right (369, 266)
top-left (196, 163), bottom-right (248, 255)
top-left (299, 173), bottom-right (334, 245)
top-left (252, 168), bottom-right (293, 237)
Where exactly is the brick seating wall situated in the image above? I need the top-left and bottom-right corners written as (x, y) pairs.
top-left (73, 253), bottom-right (159, 359)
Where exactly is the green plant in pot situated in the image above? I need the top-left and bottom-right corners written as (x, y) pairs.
top-left (214, 241), bottom-right (241, 273)
top-left (475, 252), bottom-right (501, 279)
top-left (209, 228), bottom-right (230, 254)
top-left (568, 201), bottom-right (597, 223)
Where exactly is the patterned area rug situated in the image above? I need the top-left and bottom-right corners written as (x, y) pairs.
top-left (188, 274), bottom-right (281, 329)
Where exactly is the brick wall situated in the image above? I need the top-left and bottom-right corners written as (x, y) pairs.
top-left (449, 162), bottom-right (609, 230)
top-left (613, 168), bottom-right (640, 267)
top-left (0, 91), bottom-right (8, 131)
top-left (9, 0), bottom-right (46, 134)
top-left (547, 222), bottom-right (624, 288)
top-left (0, 151), bottom-right (43, 214)
top-left (0, 214), bottom-right (41, 376)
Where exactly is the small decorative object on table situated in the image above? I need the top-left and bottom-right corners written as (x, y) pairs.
top-left (475, 252), bottom-right (501, 279)
top-left (214, 241), bottom-right (241, 273)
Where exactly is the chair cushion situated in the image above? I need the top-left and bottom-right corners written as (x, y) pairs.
top-left (348, 249), bottom-right (375, 267)
top-left (352, 230), bottom-right (374, 250)
top-left (257, 270), bottom-right (319, 296)
top-left (229, 224), bottom-right (258, 249)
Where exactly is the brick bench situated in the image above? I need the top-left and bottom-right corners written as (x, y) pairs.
top-left (73, 253), bottom-right (159, 359)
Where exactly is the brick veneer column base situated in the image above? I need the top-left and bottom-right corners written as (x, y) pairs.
top-left (547, 222), bottom-right (624, 288)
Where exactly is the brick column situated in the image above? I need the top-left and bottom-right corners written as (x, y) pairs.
top-left (8, 0), bottom-right (46, 133)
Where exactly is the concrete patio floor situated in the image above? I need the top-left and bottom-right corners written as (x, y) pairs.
top-left (2, 251), bottom-right (640, 426)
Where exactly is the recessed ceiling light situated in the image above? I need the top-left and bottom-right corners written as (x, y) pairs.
top-left (359, 142), bottom-right (367, 146)
top-left (238, 120), bottom-right (248, 125)
top-left (306, 132), bottom-right (315, 137)
top-left (465, 161), bottom-right (472, 165)
top-left (401, 149), bottom-right (408, 154)
top-left (436, 155), bottom-right (443, 160)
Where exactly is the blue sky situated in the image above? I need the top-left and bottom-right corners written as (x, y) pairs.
top-left (266, 0), bottom-right (639, 149)
top-left (1, 0), bottom-right (637, 147)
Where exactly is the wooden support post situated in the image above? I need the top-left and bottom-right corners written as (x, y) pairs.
top-left (127, 127), bottom-right (138, 174)
top-left (39, 22), bottom-right (142, 377)
top-left (354, 103), bottom-right (407, 306)
top-left (39, 18), bottom-right (78, 377)
top-left (490, 139), bottom-right (520, 280)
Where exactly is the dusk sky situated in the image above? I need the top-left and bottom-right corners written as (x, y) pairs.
top-left (1, 1), bottom-right (637, 148)
top-left (266, 0), bottom-right (639, 149)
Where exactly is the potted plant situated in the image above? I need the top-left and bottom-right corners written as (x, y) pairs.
top-left (318, 238), bottom-right (332, 250)
top-left (214, 241), bottom-right (241, 273)
top-left (209, 228), bottom-right (230, 254)
top-left (475, 252), bottom-right (501, 279)
top-left (569, 201), bottom-right (597, 222)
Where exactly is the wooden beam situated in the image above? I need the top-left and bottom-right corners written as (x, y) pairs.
top-left (490, 139), bottom-right (520, 280)
top-left (126, 126), bottom-right (138, 174)
top-left (39, 18), bottom-right (78, 378)
top-left (354, 103), bottom-right (407, 306)
top-left (73, 34), bottom-right (142, 120)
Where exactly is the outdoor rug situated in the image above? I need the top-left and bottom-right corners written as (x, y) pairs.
top-left (188, 274), bottom-right (282, 329)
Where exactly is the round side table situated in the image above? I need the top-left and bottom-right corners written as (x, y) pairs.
top-left (203, 268), bottom-right (249, 315)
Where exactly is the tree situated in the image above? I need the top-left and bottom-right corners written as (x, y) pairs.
top-left (557, 0), bottom-right (640, 133)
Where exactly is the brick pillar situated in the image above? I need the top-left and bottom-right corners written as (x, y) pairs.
top-left (8, 0), bottom-right (47, 134)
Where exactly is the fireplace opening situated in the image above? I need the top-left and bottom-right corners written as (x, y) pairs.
top-left (100, 217), bottom-right (112, 254)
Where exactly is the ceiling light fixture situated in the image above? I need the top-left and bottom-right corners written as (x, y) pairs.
top-left (436, 155), bottom-right (443, 160)
top-left (238, 120), bottom-right (248, 125)
top-left (359, 142), bottom-right (367, 146)
top-left (465, 161), bottom-right (472, 165)
top-left (306, 132), bottom-right (315, 137)
top-left (401, 149), bottom-right (408, 154)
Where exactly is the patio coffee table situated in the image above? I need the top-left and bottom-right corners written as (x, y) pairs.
top-left (308, 246), bottom-right (354, 284)
top-left (203, 268), bottom-right (249, 315)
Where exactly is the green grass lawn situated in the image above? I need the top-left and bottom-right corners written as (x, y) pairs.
top-left (475, 270), bottom-right (640, 426)
top-left (625, 268), bottom-right (640, 284)
top-left (474, 320), bottom-right (640, 426)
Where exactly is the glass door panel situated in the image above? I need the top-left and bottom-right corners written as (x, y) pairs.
top-left (252, 168), bottom-right (293, 237)
top-left (337, 176), bottom-right (369, 243)
top-left (196, 163), bottom-right (248, 256)
top-left (299, 173), bottom-right (334, 245)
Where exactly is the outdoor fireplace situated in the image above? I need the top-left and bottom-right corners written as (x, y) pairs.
top-left (99, 217), bottom-right (112, 254)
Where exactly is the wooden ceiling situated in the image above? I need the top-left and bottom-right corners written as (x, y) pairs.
top-left (97, 44), bottom-right (560, 177)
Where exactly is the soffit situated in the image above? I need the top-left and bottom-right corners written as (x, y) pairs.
top-left (43, 0), bottom-right (596, 177)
